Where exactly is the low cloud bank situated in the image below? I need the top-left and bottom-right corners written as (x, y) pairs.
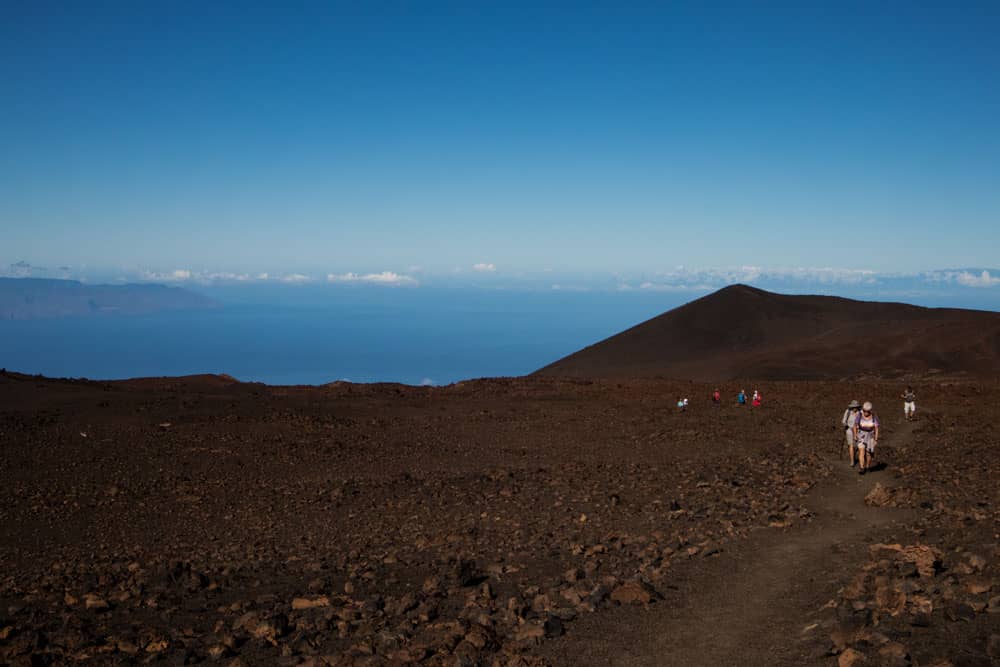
top-left (326, 271), bottom-right (418, 287)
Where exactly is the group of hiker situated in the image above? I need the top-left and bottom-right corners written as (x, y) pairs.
top-left (729, 388), bottom-right (762, 407)
top-left (839, 386), bottom-right (917, 475)
top-left (678, 388), bottom-right (762, 411)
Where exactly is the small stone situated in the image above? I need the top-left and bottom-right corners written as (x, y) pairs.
top-left (116, 640), bottom-right (139, 655)
top-left (945, 602), bottom-right (976, 622)
top-left (83, 594), bottom-right (108, 610)
top-left (206, 644), bottom-right (230, 661)
top-left (423, 576), bottom-right (442, 595)
top-left (291, 596), bottom-right (330, 610)
top-left (878, 642), bottom-right (908, 659)
top-left (610, 581), bottom-right (653, 605)
top-left (864, 483), bottom-right (895, 507)
top-left (701, 543), bottom-right (721, 557)
top-left (452, 640), bottom-right (479, 662)
top-left (463, 629), bottom-right (487, 650)
top-left (145, 639), bottom-right (169, 654)
top-left (874, 584), bottom-right (906, 615)
top-left (965, 577), bottom-right (992, 595)
top-left (838, 647), bottom-right (866, 667)
top-left (512, 623), bottom-right (545, 643)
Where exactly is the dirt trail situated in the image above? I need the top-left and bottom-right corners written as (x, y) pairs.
top-left (538, 419), bottom-right (920, 666)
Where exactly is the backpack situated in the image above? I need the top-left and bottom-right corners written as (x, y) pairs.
top-left (857, 412), bottom-right (879, 431)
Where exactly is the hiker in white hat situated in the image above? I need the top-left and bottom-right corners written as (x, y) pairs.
top-left (841, 400), bottom-right (862, 466)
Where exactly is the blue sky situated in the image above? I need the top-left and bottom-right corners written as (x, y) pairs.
top-left (2, 2), bottom-right (999, 288)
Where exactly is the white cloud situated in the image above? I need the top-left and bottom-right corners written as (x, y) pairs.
top-left (472, 263), bottom-right (496, 272)
top-left (140, 269), bottom-right (193, 282)
top-left (952, 270), bottom-right (1000, 288)
top-left (139, 269), bottom-right (264, 284)
top-left (279, 273), bottom-right (312, 284)
top-left (137, 269), bottom-right (312, 284)
top-left (919, 270), bottom-right (1000, 288)
top-left (206, 272), bottom-right (251, 282)
top-left (646, 266), bottom-right (878, 287)
top-left (327, 271), bottom-right (418, 287)
top-left (419, 378), bottom-right (435, 386)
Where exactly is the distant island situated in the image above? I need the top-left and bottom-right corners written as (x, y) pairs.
top-left (0, 278), bottom-right (219, 320)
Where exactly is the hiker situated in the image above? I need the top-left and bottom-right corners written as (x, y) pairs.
top-left (901, 386), bottom-right (917, 421)
top-left (841, 400), bottom-right (861, 466)
top-left (853, 401), bottom-right (880, 474)
top-left (751, 389), bottom-right (762, 407)
top-left (683, 397), bottom-right (689, 410)
top-left (712, 388), bottom-right (721, 406)
top-left (737, 389), bottom-right (747, 406)
top-left (677, 397), bottom-right (686, 412)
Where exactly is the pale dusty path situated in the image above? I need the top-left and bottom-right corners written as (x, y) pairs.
top-left (537, 420), bottom-right (919, 666)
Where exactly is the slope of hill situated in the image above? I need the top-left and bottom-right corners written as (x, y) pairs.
top-left (0, 278), bottom-right (218, 320)
top-left (536, 284), bottom-right (1000, 380)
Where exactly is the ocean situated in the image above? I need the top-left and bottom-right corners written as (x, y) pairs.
top-left (0, 287), bottom-right (683, 385)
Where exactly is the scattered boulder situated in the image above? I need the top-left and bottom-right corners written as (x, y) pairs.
top-left (291, 596), bottom-right (330, 610)
top-left (838, 647), bottom-right (867, 667)
top-left (610, 581), bottom-right (655, 605)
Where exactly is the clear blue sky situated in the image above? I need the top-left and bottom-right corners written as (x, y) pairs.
top-left (2, 2), bottom-right (999, 281)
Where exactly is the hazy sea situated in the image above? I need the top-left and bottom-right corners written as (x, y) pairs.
top-left (0, 287), bottom-right (684, 385)
top-left (6, 284), bottom-right (999, 385)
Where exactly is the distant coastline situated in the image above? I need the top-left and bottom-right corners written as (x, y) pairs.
top-left (0, 277), bottom-right (218, 320)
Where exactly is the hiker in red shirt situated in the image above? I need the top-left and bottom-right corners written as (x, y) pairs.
top-left (712, 388), bottom-right (721, 406)
top-left (751, 389), bottom-right (762, 407)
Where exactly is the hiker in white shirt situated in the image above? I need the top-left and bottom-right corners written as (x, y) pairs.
top-left (901, 387), bottom-right (916, 421)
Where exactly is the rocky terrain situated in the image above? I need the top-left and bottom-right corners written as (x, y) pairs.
top-left (1, 371), bottom-right (997, 665)
top-left (537, 285), bottom-right (1000, 381)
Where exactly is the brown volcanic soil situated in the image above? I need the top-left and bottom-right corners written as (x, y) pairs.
top-left (536, 285), bottom-right (1000, 381)
top-left (1, 371), bottom-right (999, 666)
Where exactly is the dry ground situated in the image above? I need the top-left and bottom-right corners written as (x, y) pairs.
top-left (1, 371), bottom-right (998, 665)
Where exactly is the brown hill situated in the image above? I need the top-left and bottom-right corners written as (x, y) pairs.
top-left (535, 284), bottom-right (1000, 380)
